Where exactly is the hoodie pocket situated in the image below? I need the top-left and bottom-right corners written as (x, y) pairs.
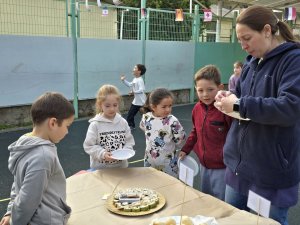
top-left (63, 213), bottom-right (71, 225)
top-left (60, 198), bottom-right (72, 214)
top-left (58, 198), bottom-right (72, 225)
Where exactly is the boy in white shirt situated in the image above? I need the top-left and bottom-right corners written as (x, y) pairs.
top-left (121, 64), bottom-right (146, 130)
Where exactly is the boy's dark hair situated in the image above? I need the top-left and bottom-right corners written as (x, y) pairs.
top-left (31, 92), bottom-right (75, 126)
top-left (136, 64), bottom-right (146, 75)
top-left (141, 88), bottom-right (174, 113)
top-left (194, 65), bottom-right (221, 85)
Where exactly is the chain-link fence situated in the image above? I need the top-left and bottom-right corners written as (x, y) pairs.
top-left (76, 4), bottom-right (140, 39)
top-left (0, 0), bottom-right (234, 42)
top-left (0, 0), bottom-right (68, 37)
top-left (147, 8), bottom-right (194, 42)
top-left (75, 3), bottom-right (196, 41)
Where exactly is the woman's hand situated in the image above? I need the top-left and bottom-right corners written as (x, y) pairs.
top-left (0, 215), bottom-right (11, 225)
top-left (215, 91), bottom-right (238, 113)
top-left (221, 94), bottom-right (238, 113)
top-left (215, 90), bottom-right (231, 102)
top-left (120, 75), bottom-right (125, 81)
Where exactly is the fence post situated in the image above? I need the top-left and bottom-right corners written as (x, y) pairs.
top-left (137, 9), bottom-right (140, 40)
top-left (77, 6), bottom-right (81, 38)
top-left (216, 0), bottom-right (222, 42)
top-left (141, 0), bottom-right (147, 67)
top-left (71, 0), bottom-right (79, 118)
top-left (140, 0), bottom-right (146, 33)
top-left (231, 11), bottom-right (237, 43)
top-left (66, 0), bottom-right (69, 37)
top-left (190, 5), bottom-right (200, 103)
top-left (192, 5), bottom-right (200, 42)
top-left (146, 9), bottom-right (150, 41)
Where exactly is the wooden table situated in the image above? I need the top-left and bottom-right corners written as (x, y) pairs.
top-left (66, 167), bottom-right (280, 225)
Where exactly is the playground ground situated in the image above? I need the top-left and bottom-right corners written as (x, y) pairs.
top-left (0, 104), bottom-right (299, 224)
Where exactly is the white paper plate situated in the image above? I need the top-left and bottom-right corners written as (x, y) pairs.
top-left (111, 149), bottom-right (135, 160)
top-left (150, 215), bottom-right (218, 225)
top-left (178, 155), bottom-right (199, 177)
top-left (214, 102), bottom-right (250, 121)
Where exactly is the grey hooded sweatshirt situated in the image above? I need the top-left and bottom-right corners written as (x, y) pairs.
top-left (6, 134), bottom-right (71, 225)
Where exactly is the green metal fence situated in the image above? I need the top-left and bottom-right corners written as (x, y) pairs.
top-left (146, 8), bottom-right (194, 42)
top-left (75, 3), bottom-right (140, 40)
top-left (0, 0), bottom-right (234, 42)
top-left (0, 0), bottom-right (194, 41)
top-left (74, 3), bottom-right (196, 42)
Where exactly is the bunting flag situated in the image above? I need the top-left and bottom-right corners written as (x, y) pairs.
top-left (203, 9), bottom-right (212, 22)
top-left (284, 7), bottom-right (297, 21)
top-left (141, 8), bottom-right (147, 18)
top-left (102, 6), bottom-right (108, 16)
top-left (175, 9), bottom-right (184, 22)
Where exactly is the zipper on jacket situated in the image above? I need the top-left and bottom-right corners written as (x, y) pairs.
top-left (249, 71), bottom-right (257, 95)
top-left (235, 62), bottom-right (259, 175)
top-left (201, 106), bottom-right (208, 168)
top-left (249, 60), bottom-right (262, 96)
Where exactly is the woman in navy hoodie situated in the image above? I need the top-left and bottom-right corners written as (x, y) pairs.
top-left (215, 5), bottom-right (300, 225)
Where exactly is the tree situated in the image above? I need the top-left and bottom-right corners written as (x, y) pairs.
top-left (121, 0), bottom-right (210, 10)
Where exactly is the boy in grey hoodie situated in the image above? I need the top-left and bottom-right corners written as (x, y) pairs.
top-left (0, 92), bottom-right (75, 225)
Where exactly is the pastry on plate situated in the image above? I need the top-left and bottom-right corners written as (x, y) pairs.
top-left (180, 216), bottom-right (193, 225)
top-left (152, 217), bottom-right (176, 225)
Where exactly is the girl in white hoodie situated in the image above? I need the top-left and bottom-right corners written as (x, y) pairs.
top-left (83, 84), bottom-right (135, 169)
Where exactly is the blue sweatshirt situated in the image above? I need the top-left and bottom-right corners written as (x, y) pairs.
top-left (224, 42), bottom-right (300, 189)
